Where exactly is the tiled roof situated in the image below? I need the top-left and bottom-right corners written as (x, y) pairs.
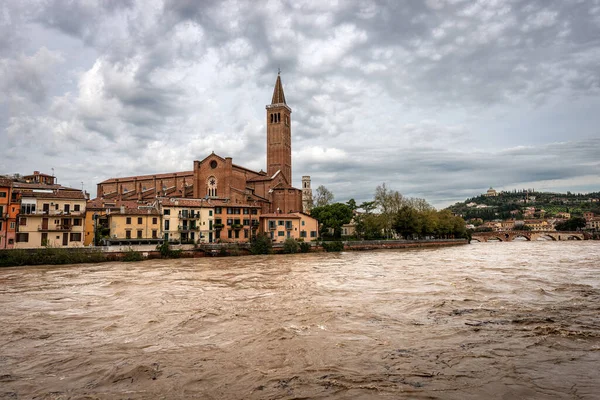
top-left (0, 177), bottom-right (12, 187)
top-left (111, 207), bottom-right (160, 216)
top-left (260, 213), bottom-right (300, 219)
top-left (87, 198), bottom-right (149, 209)
top-left (19, 190), bottom-right (87, 200)
top-left (99, 171), bottom-right (193, 184)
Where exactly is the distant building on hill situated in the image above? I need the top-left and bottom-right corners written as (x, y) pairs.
top-left (484, 187), bottom-right (497, 197)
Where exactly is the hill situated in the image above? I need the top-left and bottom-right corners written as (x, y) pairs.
top-left (446, 190), bottom-right (600, 222)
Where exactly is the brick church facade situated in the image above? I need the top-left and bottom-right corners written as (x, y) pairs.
top-left (95, 74), bottom-right (304, 215)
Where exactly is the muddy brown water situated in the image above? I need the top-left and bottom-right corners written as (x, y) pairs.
top-left (1, 242), bottom-right (599, 399)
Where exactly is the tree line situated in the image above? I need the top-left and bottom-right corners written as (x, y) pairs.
top-left (309, 184), bottom-right (467, 240)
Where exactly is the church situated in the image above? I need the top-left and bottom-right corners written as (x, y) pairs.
top-left (95, 73), bottom-right (312, 216)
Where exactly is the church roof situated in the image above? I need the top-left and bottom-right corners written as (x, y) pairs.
top-left (271, 73), bottom-right (286, 105)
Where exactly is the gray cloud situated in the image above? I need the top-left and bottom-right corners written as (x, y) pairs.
top-left (1, 0), bottom-right (599, 207)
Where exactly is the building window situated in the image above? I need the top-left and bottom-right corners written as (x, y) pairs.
top-left (74, 204), bottom-right (80, 212)
top-left (137, 230), bottom-right (143, 239)
top-left (64, 204), bottom-right (70, 213)
top-left (243, 219), bottom-right (250, 226)
top-left (300, 231), bottom-right (307, 238)
top-left (207, 176), bottom-right (218, 197)
top-left (164, 209), bottom-right (171, 215)
top-left (269, 221), bottom-right (276, 229)
top-left (126, 231), bottom-right (131, 239)
top-left (17, 233), bottom-right (29, 242)
top-left (21, 204), bottom-right (35, 214)
top-left (243, 208), bottom-right (249, 215)
top-left (310, 231), bottom-right (317, 238)
top-left (126, 217), bottom-right (131, 224)
top-left (0, 192), bottom-right (6, 198)
top-left (227, 219), bottom-right (233, 226)
top-left (19, 217), bottom-right (27, 226)
top-left (209, 210), bottom-right (213, 216)
top-left (137, 217), bottom-right (143, 224)
top-left (228, 230), bottom-right (233, 239)
top-left (70, 233), bottom-right (82, 242)
top-left (302, 220), bottom-right (305, 226)
top-left (152, 217), bottom-right (157, 224)
top-left (10, 222), bottom-right (15, 229)
top-left (278, 231), bottom-right (285, 236)
top-left (73, 218), bottom-right (82, 226)
top-left (278, 220), bottom-right (284, 226)
top-left (215, 207), bottom-right (222, 214)
top-left (152, 230), bottom-right (157, 239)
top-left (0, 221), bottom-right (2, 230)
top-left (285, 221), bottom-right (293, 229)
top-left (165, 220), bottom-right (170, 230)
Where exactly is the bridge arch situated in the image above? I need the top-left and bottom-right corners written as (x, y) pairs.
top-left (536, 234), bottom-right (556, 241)
top-left (513, 234), bottom-right (531, 241)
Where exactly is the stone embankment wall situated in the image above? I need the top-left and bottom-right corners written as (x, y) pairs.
top-left (0, 239), bottom-right (467, 267)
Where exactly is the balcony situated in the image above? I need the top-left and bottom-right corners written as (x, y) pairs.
top-left (179, 212), bottom-right (200, 219)
top-left (213, 223), bottom-right (224, 230)
top-left (178, 225), bottom-right (200, 232)
top-left (38, 225), bottom-right (72, 232)
top-left (1, 213), bottom-right (8, 220)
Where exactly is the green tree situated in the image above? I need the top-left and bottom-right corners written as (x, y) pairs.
top-left (359, 201), bottom-right (377, 214)
top-left (250, 232), bottom-right (273, 254)
top-left (314, 185), bottom-right (334, 207)
top-left (355, 213), bottom-right (385, 239)
top-left (393, 205), bottom-right (420, 239)
top-left (374, 183), bottom-right (404, 238)
top-left (555, 217), bottom-right (586, 231)
top-left (346, 198), bottom-right (357, 211)
top-left (310, 203), bottom-right (353, 238)
top-left (282, 238), bottom-right (300, 254)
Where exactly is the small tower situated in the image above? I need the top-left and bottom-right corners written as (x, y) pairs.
top-left (266, 72), bottom-right (292, 184)
top-left (302, 175), bottom-right (313, 213)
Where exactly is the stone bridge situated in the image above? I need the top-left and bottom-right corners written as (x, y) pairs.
top-left (471, 231), bottom-right (586, 243)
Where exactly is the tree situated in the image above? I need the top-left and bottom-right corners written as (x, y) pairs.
top-left (250, 232), bottom-right (273, 254)
top-left (359, 201), bottom-right (377, 214)
top-left (355, 213), bottom-right (385, 239)
top-left (346, 198), bottom-right (357, 211)
top-left (374, 183), bottom-right (404, 238)
top-left (310, 203), bottom-right (353, 238)
top-left (555, 217), bottom-right (586, 231)
top-left (314, 185), bottom-right (334, 207)
top-left (393, 205), bottom-right (420, 239)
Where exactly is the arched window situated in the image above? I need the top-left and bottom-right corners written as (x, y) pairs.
top-left (270, 114), bottom-right (273, 123)
top-left (207, 176), bottom-right (218, 197)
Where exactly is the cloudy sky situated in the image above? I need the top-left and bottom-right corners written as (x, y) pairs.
top-left (1, 0), bottom-right (600, 208)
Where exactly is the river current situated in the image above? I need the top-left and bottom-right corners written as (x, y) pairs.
top-left (1, 242), bottom-right (599, 399)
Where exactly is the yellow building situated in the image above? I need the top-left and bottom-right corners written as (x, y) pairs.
top-left (524, 219), bottom-right (553, 231)
top-left (14, 187), bottom-right (87, 248)
top-left (84, 199), bottom-right (153, 246)
top-left (159, 198), bottom-right (216, 244)
top-left (260, 212), bottom-right (318, 243)
top-left (106, 205), bottom-right (162, 245)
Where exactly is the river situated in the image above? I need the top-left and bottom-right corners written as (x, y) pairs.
top-left (1, 242), bottom-right (599, 399)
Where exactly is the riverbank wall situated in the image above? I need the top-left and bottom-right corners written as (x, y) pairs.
top-left (0, 239), bottom-right (467, 267)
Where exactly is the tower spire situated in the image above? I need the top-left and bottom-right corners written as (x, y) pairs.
top-left (271, 73), bottom-right (286, 105)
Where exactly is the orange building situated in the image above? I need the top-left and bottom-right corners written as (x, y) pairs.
top-left (94, 73), bottom-right (306, 230)
top-left (260, 212), bottom-right (318, 243)
top-left (0, 177), bottom-right (16, 249)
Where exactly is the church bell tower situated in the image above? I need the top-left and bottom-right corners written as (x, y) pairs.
top-left (266, 73), bottom-right (292, 184)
